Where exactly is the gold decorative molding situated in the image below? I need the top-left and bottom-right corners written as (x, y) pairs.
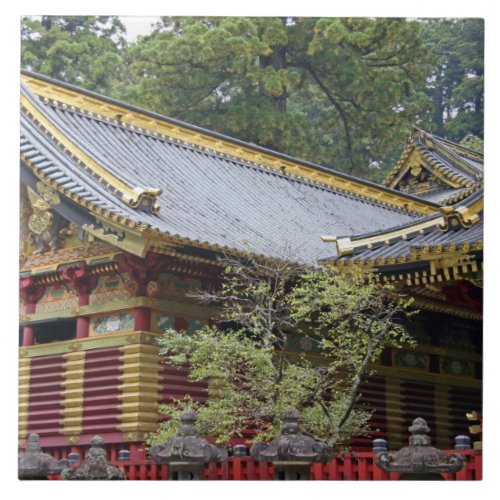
top-left (384, 128), bottom-right (483, 190)
top-left (23, 296), bottom-right (214, 326)
top-left (374, 365), bottom-right (482, 390)
top-left (22, 73), bottom-right (437, 216)
top-left (18, 358), bottom-right (31, 439)
top-left (385, 378), bottom-right (405, 449)
top-left (117, 343), bottom-right (162, 434)
top-left (323, 216), bottom-right (445, 257)
top-left (82, 217), bottom-right (148, 257)
top-left (60, 351), bottom-right (86, 436)
top-left (18, 331), bottom-right (158, 358)
top-left (66, 435), bottom-right (81, 445)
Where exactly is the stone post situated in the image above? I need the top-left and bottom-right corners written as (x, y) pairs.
top-left (18, 433), bottom-right (68, 480)
top-left (149, 409), bottom-right (227, 480)
top-left (375, 417), bottom-right (465, 480)
top-left (250, 409), bottom-right (334, 480)
top-left (61, 435), bottom-right (126, 480)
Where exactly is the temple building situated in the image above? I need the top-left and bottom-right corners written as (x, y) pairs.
top-left (19, 70), bottom-right (483, 461)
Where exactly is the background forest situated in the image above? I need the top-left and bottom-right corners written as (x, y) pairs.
top-left (21, 16), bottom-right (484, 181)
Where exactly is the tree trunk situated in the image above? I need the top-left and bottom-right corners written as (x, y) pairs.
top-left (259, 45), bottom-right (288, 112)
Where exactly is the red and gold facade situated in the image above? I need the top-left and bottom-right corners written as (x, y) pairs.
top-left (18, 71), bottom-right (483, 460)
top-left (19, 241), bottom-right (482, 454)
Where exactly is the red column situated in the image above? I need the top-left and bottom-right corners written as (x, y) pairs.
top-left (76, 292), bottom-right (90, 339)
top-left (20, 276), bottom-right (45, 347)
top-left (60, 264), bottom-right (97, 340)
top-left (117, 253), bottom-right (163, 334)
top-left (134, 307), bottom-right (151, 331)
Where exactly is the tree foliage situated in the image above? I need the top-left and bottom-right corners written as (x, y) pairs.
top-left (21, 16), bottom-right (128, 95)
top-left (420, 18), bottom-right (484, 141)
top-left (149, 254), bottom-right (415, 448)
top-left (20, 16), bottom-right (484, 180)
top-left (127, 17), bottom-right (433, 178)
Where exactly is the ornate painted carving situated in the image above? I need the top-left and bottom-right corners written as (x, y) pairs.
top-left (20, 241), bottom-right (116, 272)
top-left (148, 273), bottom-right (205, 300)
top-left (117, 252), bottom-right (164, 296)
top-left (19, 275), bottom-right (45, 305)
top-left (394, 350), bottom-right (429, 370)
top-left (24, 185), bottom-right (77, 254)
top-left (440, 358), bottom-right (474, 377)
top-left (286, 333), bottom-right (320, 353)
top-left (92, 312), bottom-right (135, 334)
top-left (156, 313), bottom-right (176, 331)
top-left (89, 274), bottom-right (133, 305)
top-left (60, 262), bottom-right (98, 296)
top-left (36, 283), bottom-right (78, 314)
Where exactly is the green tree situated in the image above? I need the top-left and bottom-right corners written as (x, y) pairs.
top-left (149, 253), bottom-right (415, 448)
top-left (127, 17), bottom-right (433, 178)
top-left (21, 16), bottom-right (128, 95)
top-left (420, 18), bottom-right (484, 141)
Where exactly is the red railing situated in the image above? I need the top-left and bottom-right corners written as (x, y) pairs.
top-left (47, 449), bottom-right (482, 480)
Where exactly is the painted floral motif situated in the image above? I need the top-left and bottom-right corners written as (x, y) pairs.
top-left (394, 350), bottom-right (428, 370)
top-left (89, 274), bottom-right (132, 305)
top-left (152, 273), bottom-right (205, 299)
top-left (36, 284), bottom-right (78, 313)
top-left (157, 314), bottom-right (175, 331)
top-left (156, 314), bottom-right (207, 335)
top-left (92, 313), bottom-right (134, 334)
top-left (187, 318), bottom-right (207, 335)
top-left (440, 358), bottom-right (473, 377)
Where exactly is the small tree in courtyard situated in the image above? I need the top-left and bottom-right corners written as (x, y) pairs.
top-left (148, 250), bottom-right (415, 449)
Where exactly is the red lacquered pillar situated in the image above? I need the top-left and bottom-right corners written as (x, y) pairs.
top-left (76, 292), bottom-right (90, 339)
top-left (60, 264), bottom-right (97, 340)
top-left (134, 307), bottom-right (151, 331)
top-left (20, 276), bottom-right (44, 347)
top-left (22, 302), bottom-right (36, 346)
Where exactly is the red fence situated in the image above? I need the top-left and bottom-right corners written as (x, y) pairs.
top-left (47, 448), bottom-right (482, 480)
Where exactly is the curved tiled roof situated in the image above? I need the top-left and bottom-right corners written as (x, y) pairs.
top-left (21, 74), bottom-right (431, 264)
top-left (384, 128), bottom-right (483, 206)
top-left (326, 188), bottom-right (483, 267)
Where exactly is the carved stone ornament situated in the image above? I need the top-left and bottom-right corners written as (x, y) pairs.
top-left (61, 435), bottom-right (126, 480)
top-left (250, 409), bottom-right (334, 464)
top-left (375, 417), bottom-right (465, 475)
top-left (149, 409), bottom-right (227, 465)
top-left (18, 433), bottom-right (69, 480)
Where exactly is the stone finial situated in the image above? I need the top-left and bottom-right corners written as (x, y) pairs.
top-left (149, 410), bottom-right (227, 464)
top-left (375, 417), bottom-right (465, 475)
top-left (250, 409), bottom-right (334, 464)
top-left (61, 435), bottom-right (126, 480)
top-left (19, 433), bottom-right (68, 479)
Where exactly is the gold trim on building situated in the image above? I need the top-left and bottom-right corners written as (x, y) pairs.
top-left (18, 358), bottom-right (31, 441)
top-left (117, 343), bottom-right (162, 434)
top-left (60, 351), bottom-right (86, 437)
